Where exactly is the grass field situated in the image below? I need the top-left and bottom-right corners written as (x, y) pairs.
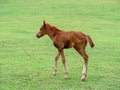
top-left (0, 0), bottom-right (120, 90)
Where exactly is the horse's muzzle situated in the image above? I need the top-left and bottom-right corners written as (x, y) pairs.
top-left (36, 34), bottom-right (40, 38)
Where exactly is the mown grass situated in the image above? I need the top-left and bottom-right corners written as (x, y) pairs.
top-left (0, 0), bottom-right (120, 90)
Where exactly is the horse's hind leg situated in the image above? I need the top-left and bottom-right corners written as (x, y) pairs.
top-left (74, 46), bottom-right (88, 81)
top-left (81, 53), bottom-right (88, 81)
top-left (53, 52), bottom-right (60, 75)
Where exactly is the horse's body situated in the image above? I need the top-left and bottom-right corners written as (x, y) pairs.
top-left (36, 21), bottom-right (94, 81)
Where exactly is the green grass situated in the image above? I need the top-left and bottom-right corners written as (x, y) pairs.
top-left (0, 0), bottom-right (120, 90)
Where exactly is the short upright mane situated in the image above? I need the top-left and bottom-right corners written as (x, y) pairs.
top-left (52, 26), bottom-right (61, 32)
top-left (47, 23), bottom-right (61, 32)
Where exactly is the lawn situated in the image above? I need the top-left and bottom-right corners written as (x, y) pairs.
top-left (0, 0), bottom-right (120, 90)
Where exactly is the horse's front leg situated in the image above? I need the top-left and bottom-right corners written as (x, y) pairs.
top-left (59, 49), bottom-right (68, 79)
top-left (53, 52), bottom-right (60, 75)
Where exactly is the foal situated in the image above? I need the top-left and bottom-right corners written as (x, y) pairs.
top-left (36, 21), bottom-right (94, 81)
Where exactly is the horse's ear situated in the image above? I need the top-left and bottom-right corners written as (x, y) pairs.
top-left (43, 20), bottom-right (46, 27)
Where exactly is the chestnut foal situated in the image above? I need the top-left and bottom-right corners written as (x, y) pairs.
top-left (36, 21), bottom-right (94, 81)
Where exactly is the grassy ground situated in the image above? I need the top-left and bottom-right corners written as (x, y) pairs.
top-left (0, 0), bottom-right (120, 90)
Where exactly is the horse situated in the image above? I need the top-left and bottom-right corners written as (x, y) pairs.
top-left (36, 20), bottom-right (94, 81)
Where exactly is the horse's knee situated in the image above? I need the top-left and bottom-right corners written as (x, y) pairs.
top-left (84, 54), bottom-right (88, 62)
top-left (55, 57), bottom-right (58, 61)
top-left (62, 60), bottom-right (66, 64)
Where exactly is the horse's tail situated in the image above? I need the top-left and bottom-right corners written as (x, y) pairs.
top-left (86, 35), bottom-right (94, 48)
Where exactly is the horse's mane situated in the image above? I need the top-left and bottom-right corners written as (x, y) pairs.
top-left (47, 23), bottom-right (62, 32)
top-left (52, 26), bottom-right (61, 31)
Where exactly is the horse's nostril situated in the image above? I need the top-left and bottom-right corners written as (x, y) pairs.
top-left (36, 34), bottom-right (39, 38)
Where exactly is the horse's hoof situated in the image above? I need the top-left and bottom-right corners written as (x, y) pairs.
top-left (81, 78), bottom-right (85, 81)
top-left (53, 73), bottom-right (56, 75)
top-left (64, 75), bottom-right (68, 79)
top-left (52, 72), bottom-right (56, 76)
top-left (81, 76), bottom-right (85, 81)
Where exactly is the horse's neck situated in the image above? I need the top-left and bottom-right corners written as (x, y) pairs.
top-left (47, 27), bottom-right (58, 41)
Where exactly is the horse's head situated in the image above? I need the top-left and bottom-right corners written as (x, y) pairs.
top-left (36, 20), bottom-right (48, 38)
